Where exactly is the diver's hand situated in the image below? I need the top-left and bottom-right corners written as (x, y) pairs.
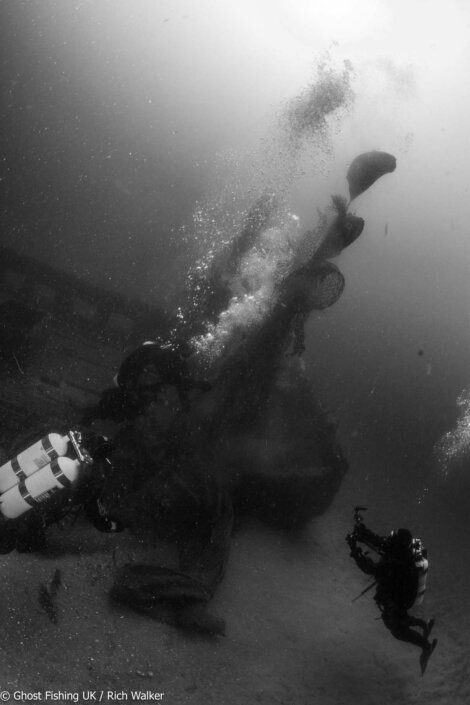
top-left (346, 532), bottom-right (366, 559)
top-left (350, 545), bottom-right (365, 559)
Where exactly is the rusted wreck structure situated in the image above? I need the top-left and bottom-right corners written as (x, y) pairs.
top-left (0, 246), bottom-right (168, 441)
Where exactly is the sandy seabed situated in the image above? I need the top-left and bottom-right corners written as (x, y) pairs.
top-left (0, 469), bottom-right (468, 705)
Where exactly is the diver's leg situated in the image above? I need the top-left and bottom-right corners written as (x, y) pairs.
top-left (407, 614), bottom-right (428, 632)
top-left (382, 605), bottom-right (431, 650)
top-left (419, 638), bottom-right (438, 675)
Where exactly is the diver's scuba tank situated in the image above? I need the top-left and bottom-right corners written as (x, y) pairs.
top-left (0, 456), bottom-right (81, 519)
top-left (0, 433), bottom-right (70, 493)
top-left (411, 539), bottom-right (429, 607)
top-left (0, 429), bottom-right (96, 521)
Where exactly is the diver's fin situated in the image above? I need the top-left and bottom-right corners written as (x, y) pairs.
top-left (424, 618), bottom-right (435, 640)
top-left (420, 638), bottom-right (438, 676)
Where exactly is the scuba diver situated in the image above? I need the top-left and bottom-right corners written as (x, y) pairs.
top-left (0, 429), bottom-right (122, 554)
top-left (81, 337), bottom-right (211, 425)
top-left (346, 507), bottom-right (437, 676)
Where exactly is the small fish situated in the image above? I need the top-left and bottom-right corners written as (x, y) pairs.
top-left (38, 584), bottom-right (57, 624)
top-left (38, 569), bottom-right (62, 623)
top-left (50, 568), bottom-right (62, 598)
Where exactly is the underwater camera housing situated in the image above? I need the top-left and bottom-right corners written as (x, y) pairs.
top-left (346, 506), bottom-right (379, 554)
top-left (345, 505), bottom-right (368, 543)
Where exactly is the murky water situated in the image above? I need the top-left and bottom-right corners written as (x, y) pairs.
top-left (2, 2), bottom-right (470, 703)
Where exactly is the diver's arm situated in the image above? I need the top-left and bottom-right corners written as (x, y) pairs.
top-left (350, 545), bottom-right (378, 576)
top-left (347, 531), bottom-right (379, 575)
top-left (84, 497), bottom-right (124, 533)
top-left (356, 525), bottom-right (387, 552)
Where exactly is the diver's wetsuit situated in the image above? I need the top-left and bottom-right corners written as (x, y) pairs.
top-left (350, 526), bottom-right (432, 651)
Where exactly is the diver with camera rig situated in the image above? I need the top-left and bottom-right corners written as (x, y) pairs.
top-left (346, 507), bottom-right (438, 675)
